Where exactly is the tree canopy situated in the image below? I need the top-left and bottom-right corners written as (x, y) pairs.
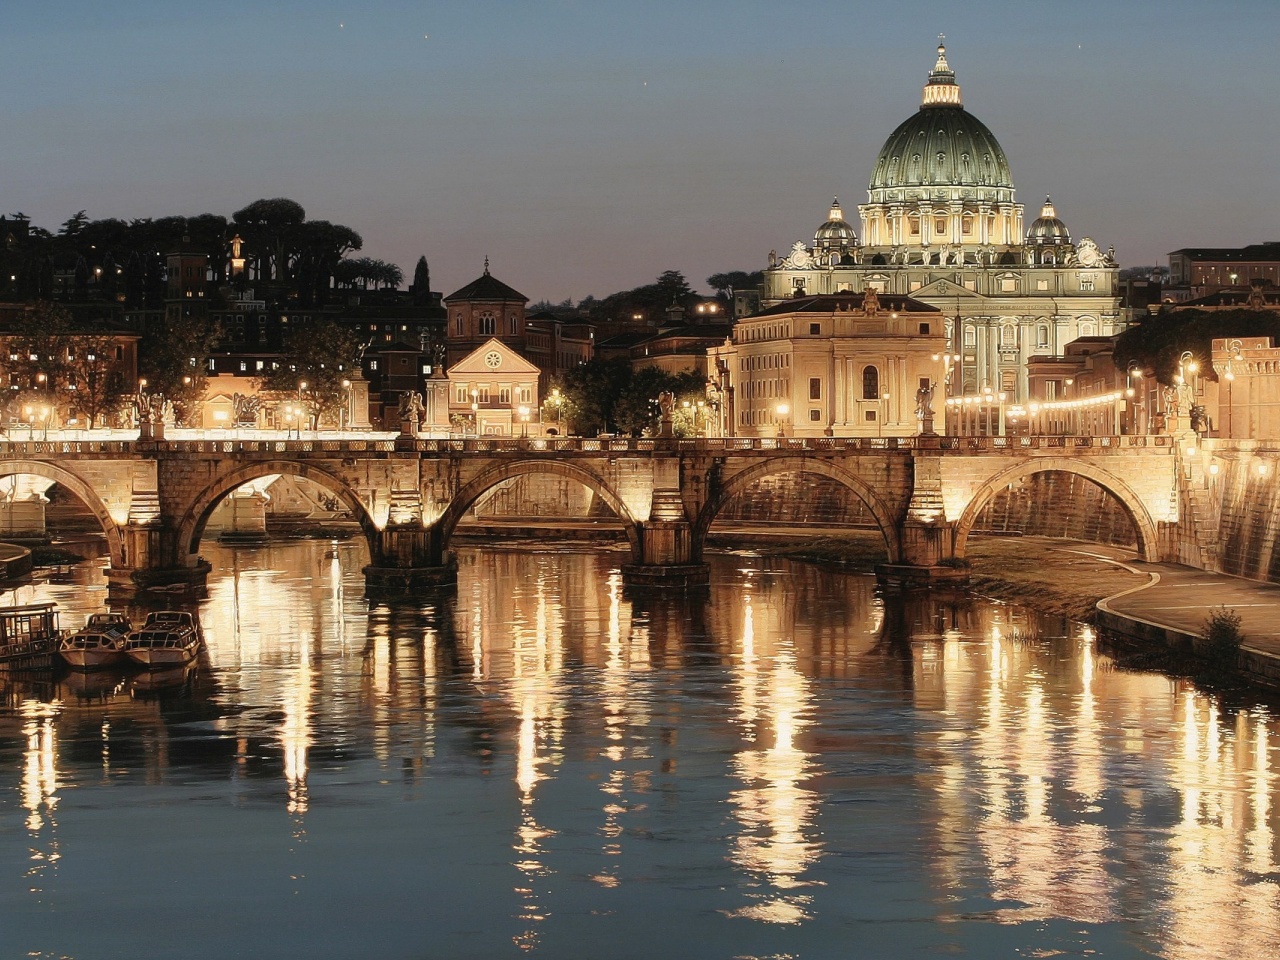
top-left (549, 359), bottom-right (710, 437)
top-left (1112, 307), bottom-right (1280, 384)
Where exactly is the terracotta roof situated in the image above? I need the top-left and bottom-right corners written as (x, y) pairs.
top-left (444, 271), bottom-right (527, 303)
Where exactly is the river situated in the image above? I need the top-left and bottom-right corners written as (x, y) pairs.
top-left (1, 540), bottom-right (1277, 959)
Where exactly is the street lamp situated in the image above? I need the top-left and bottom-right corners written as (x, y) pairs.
top-left (341, 379), bottom-right (352, 433)
top-left (1223, 340), bottom-right (1243, 438)
top-left (879, 392), bottom-right (890, 437)
top-left (549, 387), bottom-right (564, 433)
top-left (776, 402), bottom-right (790, 438)
top-left (517, 404), bottom-right (530, 439)
top-left (297, 381), bottom-right (309, 435)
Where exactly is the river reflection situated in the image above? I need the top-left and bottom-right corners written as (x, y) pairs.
top-left (0, 540), bottom-right (1277, 959)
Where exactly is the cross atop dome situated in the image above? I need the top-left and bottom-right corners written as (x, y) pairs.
top-left (922, 37), bottom-right (963, 107)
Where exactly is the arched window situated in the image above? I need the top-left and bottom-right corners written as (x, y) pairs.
top-left (1001, 324), bottom-right (1017, 346)
top-left (479, 311), bottom-right (496, 335)
top-left (1079, 320), bottom-right (1096, 337)
top-left (862, 365), bottom-right (879, 400)
top-left (1037, 325), bottom-right (1049, 348)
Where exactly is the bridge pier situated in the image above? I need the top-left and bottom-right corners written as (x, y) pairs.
top-left (875, 453), bottom-right (969, 587)
top-left (620, 489), bottom-right (709, 588)
top-left (363, 522), bottom-right (458, 596)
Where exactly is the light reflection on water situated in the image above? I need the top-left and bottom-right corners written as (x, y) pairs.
top-left (0, 540), bottom-right (1278, 959)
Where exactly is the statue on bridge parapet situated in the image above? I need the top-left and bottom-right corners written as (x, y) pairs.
top-left (398, 390), bottom-right (425, 437)
top-left (915, 381), bottom-right (937, 436)
top-left (657, 390), bottom-right (675, 438)
top-left (231, 393), bottom-right (261, 427)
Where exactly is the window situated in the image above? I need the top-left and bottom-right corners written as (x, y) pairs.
top-left (256, 360), bottom-right (264, 371)
top-left (809, 409), bottom-right (822, 422)
top-left (809, 322), bottom-right (821, 335)
top-left (809, 378), bottom-right (821, 400)
top-left (239, 361), bottom-right (247, 372)
top-left (919, 323), bottom-right (930, 335)
top-left (909, 214), bottom-right (920, 236)
top-left (862, 365), bottom-right (879, 400)
top-left (792, 277), bottom-right (806, 289)
top-left (369, 360), bottom-right (378, 371)
top-left (454, 314), bottom-right (463, 335)
top-left (518, 386), bottom-right (532, 404)
top-left (962, 214), bottom-right (974, 235)
top-left (919, 377), bottom-right (931, 392)
top-left (1037, 326), bottom-right (1049, 348)
top-left (935, 216), bottom-right (947, 234)
top-left (479, 311), bottom-right (496, 336)
top-left (964, 326), bottom-right (976, 347)
top-left (456, 386), bottom-right (468, 403)
top-left (1001, 325), bottom-right (1016, 346)
top-left (510, 315), bottom-right (519, 334)
top-left (1081, 279), bottom-right (1095, 292)
top-left (499, 387), bottom-right (511, 404)
top-left (1001, 370), bottom-right (1016, 392)
top-left (865, 410), bottom-right (877, 422)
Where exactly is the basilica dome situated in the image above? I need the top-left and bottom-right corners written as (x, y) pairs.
top-left (867, 43), bottom-right (1013, 192)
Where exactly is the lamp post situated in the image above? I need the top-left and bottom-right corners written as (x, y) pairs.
top-left (879, 391), bottom-right (890, 437)
top-left (1177, 350), bottom-right (1201, 433)
top-left (775, 402), bottom-right (790, 438)
top-left (549, 387), bottom-right (563, 433)
top-left (341, 379), bottom-right (351, 433)
top-left (297, 380), bottom-right (309, 435)
top-left (517, 404), bottom-right (530, 439)
top-left (470, 388), bottom-right (479, 438)
top-left (1125, 362), bottom-right (1144, 435)
top-left (1223, 339), bottom-right (1243, 438)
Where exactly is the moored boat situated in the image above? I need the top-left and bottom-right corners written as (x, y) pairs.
top-left (124, 611), bottom-right (202, 669)
top-left (0, 602), bottom-right (62, 670)
top-left (58, 612), bottom-right (132, 670)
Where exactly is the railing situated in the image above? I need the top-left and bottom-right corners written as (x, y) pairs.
top-left (0, 434), bottom-right (1176, 457)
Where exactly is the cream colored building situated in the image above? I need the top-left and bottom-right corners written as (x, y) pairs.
top-left (760, 42), bottom-right (1123, 403)
top-left (708, 291), bottom-right (943, 438)
top-left (447, 338), bottom-right (541, 437)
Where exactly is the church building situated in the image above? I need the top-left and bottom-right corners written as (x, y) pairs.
top-left (757, 41), bottom-right (1123, 404)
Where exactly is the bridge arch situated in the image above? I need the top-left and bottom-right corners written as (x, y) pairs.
top-left (436, 460), bottom-right (641, 556)
top-left (692, 457), bottom-right (902, 562)
top-left (954, 457), bottom-right (1160, 561)
top-left (0, 459), bottom-right (126, 567)
top-left (177, 460), bottom-right (379, 562)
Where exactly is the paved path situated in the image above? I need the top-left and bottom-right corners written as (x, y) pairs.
top-left (1053, 543), bottom-right (1280, 683)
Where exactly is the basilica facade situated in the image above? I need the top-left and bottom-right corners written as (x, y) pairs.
top-left (757, 42), bottom-right (1122, 406)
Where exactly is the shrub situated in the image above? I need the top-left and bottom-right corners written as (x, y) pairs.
top-left (1203, 607), bottom-right (1243, 672)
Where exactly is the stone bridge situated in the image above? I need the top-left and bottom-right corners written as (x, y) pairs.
top-left (0, 434), bottom-right (1182, 595)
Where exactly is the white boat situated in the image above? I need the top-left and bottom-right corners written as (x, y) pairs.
top-left (58, 613), bottom-right (132, 670)
top-left (0, 602), bottom-right (62, 670)
top-left (124, 611), bottom-right (202, 669)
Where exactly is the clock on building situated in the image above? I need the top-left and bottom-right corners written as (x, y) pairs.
top-left (484, 350), bottom-right (502, 369)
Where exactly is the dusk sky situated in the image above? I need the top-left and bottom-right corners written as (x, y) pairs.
top-left (4, 1), bottom-right (1277, 302)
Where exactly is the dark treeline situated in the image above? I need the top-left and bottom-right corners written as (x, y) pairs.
top-left (0, 198), bottom-right (410, 309)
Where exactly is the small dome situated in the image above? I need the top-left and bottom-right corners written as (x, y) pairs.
top-left (1026, 196), bottom-right (1071, 244)
top-left (814, 198), bottom-right (858, 246)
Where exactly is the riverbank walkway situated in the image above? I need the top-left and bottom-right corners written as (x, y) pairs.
top-left (1056, 543), bottom-right (1280, 687)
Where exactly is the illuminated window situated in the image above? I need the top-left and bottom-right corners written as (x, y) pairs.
top-left (1081, 279), bottom-right (1095, 291)
top-left (862, 365), bottom-right (879, 400)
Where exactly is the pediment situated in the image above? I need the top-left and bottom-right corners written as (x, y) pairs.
top-left (449, 338), bottom-right (540, 376)
top-left (911, 277), bottom-right (981, 299)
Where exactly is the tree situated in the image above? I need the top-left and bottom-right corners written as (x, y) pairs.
top-left (138, 313), bottom-right (218, 425)
top-left (411, 256), bottom-right (431, 305)
top-left (7, 301), bottom-right (74, 424)
top-left (706, 270), bottom-right (764, 298)
top-left (233, 197), bottom-right (306, 283)
top-left (258, 316), bottom-right (364, 428)
top-left (1113, 307), bottom-right (1280, 384)
top-left (66, 331), bottom-right (127, 428)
